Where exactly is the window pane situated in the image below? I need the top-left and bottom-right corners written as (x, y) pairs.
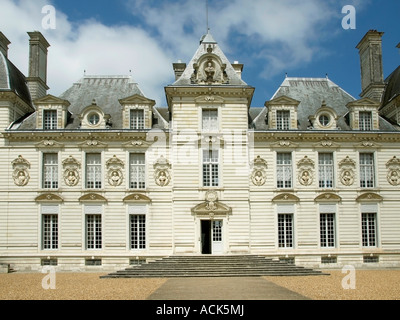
top-left (43, 110), bottom-right (57, 130)
top-left (203, 150), bottom-right (219, 187)
top-left (277, 153), bottom-right (292, 188)
top-left (43, 154), bottom-right (58, 189)
top-left (130, 110), bottom-right (145, 129)
top-left (86, 215), bottom-right (102, 249)
top-left (202, 109), bottom-right (218, 131)
top-left (86, 154), bottom-right (102, 189)
top-left (360, 153), bottom-right (375, 188)
top-left (130, 154), bottom-right (146, 189)
top-left (131, 215), bottom-right (146, 249)
top-left (277, 111), bottom-right (290, 130)
top-left (359, 112), bottom-right (372, 131)
top-left (319, 153), bottom-right (333, 188)
top-left (320, 213), bottom-right (335, 248)
top-left (42, 215), bottom-right (58, 250)
top-left (362, 213), bottom-right (376, 247)
top-left (278, 214), bottom-right (293, 248)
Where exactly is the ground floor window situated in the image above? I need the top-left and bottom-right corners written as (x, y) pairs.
top-left (130, 215), bottom-right (146, 249)
top-left (42, 214), bottom-right (58, 250)
top-left (362, 213), bottom-right (377, 247)
top-left (278, 214), bottom-right (293, 248)
top-left (320, 213), bottom-right (335, 248)
top-left (86, 214), bottom-right (102, 249)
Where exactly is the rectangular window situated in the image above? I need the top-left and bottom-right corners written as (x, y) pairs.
top-left (130, 215), bottom-right (146, 250)
top-left (360, 153), bottom-right (375, 188)
top-left (359, 111), bottom-right (372, 131)
top-left (130, 109), bottom-right (145, 130)
top-left (319, 153), bottom-right (334, 188)
top-left (86, 154), bottom-right (102, 189)
top-left (202, 109), bottom-right (218, 131)
top-left (43, 110), bottom-right (57, 130)
top-left (86, 214), bottom-right (102, 249)
top-left (362, 213), bottom-right (377, 247)
top-left (42, 214), bottom-right (58, 250)
top-left (277, 153), bottom-right (292, 188)
top-left (320, 213), bottom-right (335, 248)
top-left (203, 149), bottom-right (219, 187)
top-left (130, 153), bottom-right (146, 189)
top-left (276, 110), bottom-right (290, 130)
top-left (43, 153), bottom-right (58, 189)
top-left (278, 214), bottom-right (293, 248)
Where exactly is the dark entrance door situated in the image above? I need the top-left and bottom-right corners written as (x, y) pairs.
top-left (201, 220), bottom-right (212, 254)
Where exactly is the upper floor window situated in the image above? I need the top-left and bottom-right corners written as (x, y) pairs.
top-left (203, 149), bottom-right (219, 187)
top-left (43, 110), bottom-right (57, 130)
top-left (360, 153), bottom-right (375, 188)
top-left (202, 109), bottom-right (218, 131)
top-left (86, 154), bottom-right (102, 189)
top-left (43, 153), bottom-right (58, 189)
top-left (130, 153), bottom-right (146, 189)
top-left (277, 153), bottom-right (292, 188)
top-left (276, 110), bottom-right (290, 130)
top-left (130, 110), bottom-right (145, 130)
top-left (362, 213), bottom-right (377, 247)
top-left (319, 153), bottom-right (334, 188)
top-left (359, 112), bottom-right (372, 131)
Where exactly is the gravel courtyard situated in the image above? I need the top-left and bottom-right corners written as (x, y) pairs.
top-left (0, 270), bottom-right (399, 300)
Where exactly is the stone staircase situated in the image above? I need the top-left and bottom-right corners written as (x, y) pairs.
top-left (101, 255), bottom-right (326, 278)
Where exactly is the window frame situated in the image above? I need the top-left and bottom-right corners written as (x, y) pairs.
top-left (130, 109), bottom-right (145, 130)
top-left (202, 108), bottom-right (219, 132)
top-left (129, 153), bottom-right (146, 190)
top-left (130, 214), bottom-right (146, 250)
top-left (320, 213), bottom-right (336, 248)
top-left (359, 153), bottom-right (375, 188)
top-left (361, 212), bottom-right (377, 247)
top-left (42, 153), bottom-right (59, 189)
top-left (85, 214), bottom-right (102, 250)
top-left (43, 109), bottom-right (58, 130)
top-left (276, 110), bottom-right (290, 130)
top-left (278, 213), bottom-right (294, 248)
top-left (318, 153), bottom-right (334, 189)
top-left (42, 213), bottom-right (58, 250)
top-left (359, 111), bottom-right (373, 131)
top-left (202, 149), bottom-right (219, 187)
top-left (276, 152), bottom-right (293, 189)
top-left (85, 153), bottom-right (102, 189)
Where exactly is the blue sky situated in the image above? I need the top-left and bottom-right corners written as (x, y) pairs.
top-left (1, 0), bottom-right (399, 107)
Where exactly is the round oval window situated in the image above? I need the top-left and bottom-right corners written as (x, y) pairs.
top-left (88, 113), bottom-right (100, 125)
top-left (319, 114), bottom-right (330, 126)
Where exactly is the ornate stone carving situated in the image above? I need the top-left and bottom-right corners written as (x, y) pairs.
top-left (339, 156), bottom-right (356, 186)
top-left (106, 155), bottom-right (124, 187)
top-left (191, 191), bottom-right (232, 218)
top-left (191, 54), bottom-right (229, 85)
top-left (62, 156), bottom-right (81, 187)
top-left (12, 155), bottom-right (30, 186)
top-left (251, 156), bottom-right (268, 186)
top-left (386, 156), bottom-right (400, 186)
top-left (297, 156), bottom-right (315, 186)
top-left (154, 156), bottom-right (171, 187)
top-left (123, 193), bottom-right (152, 203)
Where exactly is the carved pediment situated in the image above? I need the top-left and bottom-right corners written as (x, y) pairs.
top-left (191, 191), bottom-right (232, 217)
top-left (272, 193), bottom-right (300, 203)
top-left (35, 140), bottom-right (64, 149)
top-left (33, 94), bottom-right (70, 107)
top-left (315, 193), bottom-right (342, 202)
top-left (35, 193), bottom-right (64, 203)
top-left (270, 140), bottom-right (299, 149)
top-left (265, 95), bottom-right (301, 107)
top-left (123, 193), bottom-right (152, 203)
top-left (78, 139), bottom-right (108, 149)
top-left (79, 193), bottom-right (108, 203)
top-left (122, 139), bottom-right (154, 149)
top-left (119, 94), bottom-right (156, 106)
top-left (195, 95), bottom-right (225, 104)
top-left (356, 193), bottom-right (383, 202)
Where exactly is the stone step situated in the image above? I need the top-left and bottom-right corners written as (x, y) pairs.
top-left (101, 255), bottom-right (326, 279)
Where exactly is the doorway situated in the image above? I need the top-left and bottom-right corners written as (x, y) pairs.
top-left (201, 220), bottom-right (223, 255)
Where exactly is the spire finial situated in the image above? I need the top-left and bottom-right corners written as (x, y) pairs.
top-left (206, 0), bottom-right (209, 33)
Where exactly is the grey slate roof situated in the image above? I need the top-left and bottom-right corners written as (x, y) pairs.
top-left (0, 51), bottom-right (33, 107)
top-left (382, 65), bottom-right (400, 107)
top-left (252, 77), bottom-right (399, 131)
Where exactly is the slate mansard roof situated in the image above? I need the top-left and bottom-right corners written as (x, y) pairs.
top-left (251, 76), bottom-right (399, 132)
top-left (0, 51), bottom-right (33, 108)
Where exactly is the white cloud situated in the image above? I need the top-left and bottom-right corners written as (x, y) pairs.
top-left (0, 0), bottom-right (174, 105)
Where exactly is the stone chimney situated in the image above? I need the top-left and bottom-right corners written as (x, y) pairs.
top-left (356, 30), bottom-right (385, 102)
top-left (232, 61), bottom-right (244, 79)
top-left (0, 32), bottom-right (11, 58)
top-left (173, 61), bottom-right (187, 81)
top-left (26, 31), bottom-right (50, 100)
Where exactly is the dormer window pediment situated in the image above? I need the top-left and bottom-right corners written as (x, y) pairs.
top-left (34, 94), bottom-right (70, 130)
top-left (119, 94), bottom-right (155, 130)
top-left (346, 97), bottom-right (380, 131)
top-left (265, 95), bottom-right (300, 130)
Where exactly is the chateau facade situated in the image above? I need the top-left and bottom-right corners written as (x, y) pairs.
top-left (0, 29), bottom-right (400, 272)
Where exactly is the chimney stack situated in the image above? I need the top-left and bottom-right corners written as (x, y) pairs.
top-left (173, 61), bottom-right (187, 81)
top-left (356, 30), bottom-right (385, 102)
top-left (0, 32), bottom-right (11, 58)
top-left (26, 31), bottom-right (50, 100)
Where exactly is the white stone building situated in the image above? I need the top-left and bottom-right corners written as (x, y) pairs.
top-left (0, 29), bottom-right (399, 272)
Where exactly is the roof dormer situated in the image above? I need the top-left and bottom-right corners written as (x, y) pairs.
top-left (347, 97), bottom-right (380, 131)
top-left (79, 99), bottom-right (111, 130)
top-left (265, 95), bottom-right (300, 130)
